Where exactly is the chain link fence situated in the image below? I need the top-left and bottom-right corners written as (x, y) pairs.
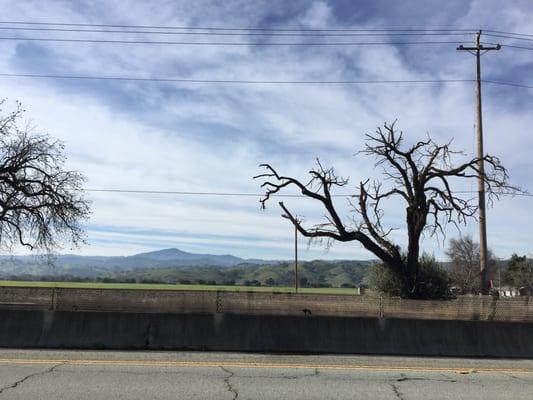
top-left (0, 286), bottom-right (532, 322)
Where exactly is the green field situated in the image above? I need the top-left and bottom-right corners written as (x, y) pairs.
top-left (0, 280), bottom-right (358, 295)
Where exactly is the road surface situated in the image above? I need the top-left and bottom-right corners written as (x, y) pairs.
top-left (0, 350), bottom-right (532, 399)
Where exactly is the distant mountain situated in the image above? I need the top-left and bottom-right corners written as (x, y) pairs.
top-left (133, 248), bottom-right (246, 266)
top-left (135, 248), bottom-right (195, 260)
top-left (0, 248), bottom-right (278, 278)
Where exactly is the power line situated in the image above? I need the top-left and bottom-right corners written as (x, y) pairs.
top-left (478, 40), bottom-right (533, 51)
top-left (0, 26), bottom-right (474, 38)
top-left (4, 22), bottom-right (533, 45)
top-left (86, 188), bottom-right (297, 197)
top-left (484, 29), bottom-right (533, 38)
top-left (1, 73), bottom-right (531, 89)
top-left (484, 80), bottom-right (533, 90)
top-left (0, 37), bottom-right (461, 46)
top-left (85, 188), bottom-right (532, 198)
top-left (0, 73), bottom-right (474, 85)
top-left (484, 33), bottom-right (533, 42)
top-left (499, 43), bottom-right (533, 51)
top-left (0, 20), bottom-right (475, 33)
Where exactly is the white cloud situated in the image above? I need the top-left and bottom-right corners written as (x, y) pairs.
top-left (298, 1), bottom-right (333, 28)
top-left (0, 0), bottom-right (532, 260)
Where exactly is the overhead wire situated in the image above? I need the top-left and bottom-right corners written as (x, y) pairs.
top-left (87, 189), bottom-right (293, 197)
top-left (476, 40), bottom-right (533, 51)
top-left (0, 22), bottom-right (530, 49)
top-left (1, 73), bottom-right (532, 90)
top-left (0, 26), bottom-right (475, 37)
top-left (0, 20), bottom-right (476, 33)
top-left (0, 24), bottom-right (528, 206)
top-left (499, 43), bottom-right (533, 51)
top-left (0, 73), bottom-right (475, 85)
top-left (0, 37), bottom-right (462, 46)
top-left (484, 29), bottom-right (533, 38)
top-left (0, 23), bottom-right (529, 51)
top-left (484, 33), bottom-right (533, 42)
top-left (0, 24), bottom-right (528, 200)
top-left (85, 188), bottom-right (532, 198)
top-left (483, 80), bottom-right (533, 89)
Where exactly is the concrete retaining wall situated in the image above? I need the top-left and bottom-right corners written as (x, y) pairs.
top-left (1, 310), bottom-right (532, 357)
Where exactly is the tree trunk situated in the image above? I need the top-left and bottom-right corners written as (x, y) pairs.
top-left (404, 206), bottom-right (426, 298)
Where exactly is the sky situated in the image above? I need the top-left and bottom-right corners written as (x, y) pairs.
top-left (0, 0), bottom-right (532, 260)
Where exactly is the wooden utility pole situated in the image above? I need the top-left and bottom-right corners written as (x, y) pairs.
top-left (457, 30), bottom-right (500, 295)
top-left (294, 224), bottom-right (298, 293)
top-left (282, 214), bottom-right (299, 293)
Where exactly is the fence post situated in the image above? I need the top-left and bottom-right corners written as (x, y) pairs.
top-left (215, 290), bottom-right (222, 314)
top-left (379, 295), bottom-right (384, 318)
top-left (50, 287), bottom-right (57, 311)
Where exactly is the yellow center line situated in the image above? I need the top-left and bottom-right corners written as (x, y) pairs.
top-left (0, 358), bottom-right (532, 374)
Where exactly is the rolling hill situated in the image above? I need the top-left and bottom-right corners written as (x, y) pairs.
top-left (0, 248), bottom-right (374, 287)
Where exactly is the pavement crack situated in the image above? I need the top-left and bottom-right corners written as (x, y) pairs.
top-left (220, 366), bottom-right (238, 400)
top-left (508, 374), bottom-right (529, 382)
top-left (282, 368), bottom-right (320, 380)
top-left (396, 376), bottom-right (456, 383)
top-left (0, 363), bottom-right (62, 396)
top-left (390, 383), bottom-right (405, 400)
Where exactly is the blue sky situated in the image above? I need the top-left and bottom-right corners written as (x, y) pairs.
top-left (0, 0), bottom-right (532, 260)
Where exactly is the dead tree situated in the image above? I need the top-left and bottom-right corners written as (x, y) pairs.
top-left (445, 235), bottom-right (496, 294)
top-left (255, 122), bottom-right (516, 299)
top-left (0, 100), bottom-right (90, 252)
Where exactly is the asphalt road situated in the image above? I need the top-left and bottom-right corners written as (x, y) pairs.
top-left (0, 350), bottom-right (532, 399)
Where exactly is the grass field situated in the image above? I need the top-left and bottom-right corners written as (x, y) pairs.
top-left (0, 280), bottom-right (358, 295)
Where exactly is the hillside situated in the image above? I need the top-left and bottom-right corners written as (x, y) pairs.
top-left (84, 260), bottom-right (372, 288)
top-left (0, 248), bottom-right (374, 288)
top-left (0, 258), bottom-right (373, 289)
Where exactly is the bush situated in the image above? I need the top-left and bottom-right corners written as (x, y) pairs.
top-left (366, 263), bottom-right (404, 297)
top-left (299, 277), bottom-right (309, 288)
top-left (243, 280), bottom-right (261, 287)
top-left (504, 254), bottom-right (533, 288)
top-left (367, 255), bottom-right (452, 299)
top-left (416, 256), bottom-right (452, 299)
top-left (340, 283), bottom-right (356, 288)
top-left (140, 278), bottom-right (159, 284)
top-left (264, 278), bottom-right (277, 286)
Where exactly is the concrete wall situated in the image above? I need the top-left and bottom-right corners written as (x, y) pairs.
top-left (1, 310), bottom-right (533, 357)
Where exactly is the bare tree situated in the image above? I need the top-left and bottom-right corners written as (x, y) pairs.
top-left (255, 122), bottom-right (516, 299)
top-left (446, 235), bottom-right (496, 294)
top-left (0, 100), bottom-right (90, 252)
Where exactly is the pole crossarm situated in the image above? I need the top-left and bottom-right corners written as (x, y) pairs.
top-left (457, 44), bottom-right (501, 51)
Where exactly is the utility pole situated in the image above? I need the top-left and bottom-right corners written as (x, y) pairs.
top-left (457, 30), bottom-right (500, 295)
top-left (294, 224), bottom-right (298, 293)
top-left (282, 215), bottom-right (299, 293)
